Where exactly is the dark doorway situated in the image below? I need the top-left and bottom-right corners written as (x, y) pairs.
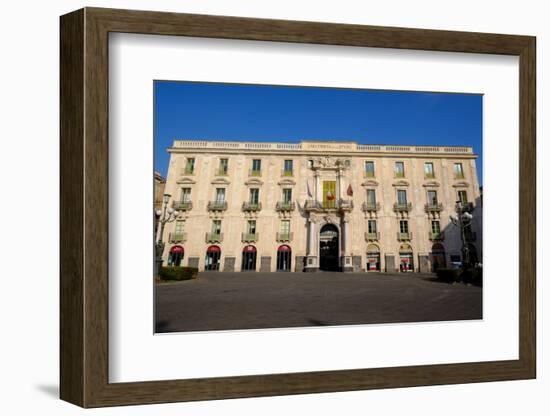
top-left (319, 224), bottom-right (340, 271)
top-left (277, 245), bottom-right (292, 271)
top-left (241, 245), bottom-right (257, 271)
top-left (168, 245), bottom-right (184, 266)
top-left (431, 243), bottom-right (446, 272)
top-left (205, 245), bottom-right (221, 271)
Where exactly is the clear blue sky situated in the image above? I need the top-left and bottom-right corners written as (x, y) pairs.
top-left (154, 81), bottom-right (482, 185)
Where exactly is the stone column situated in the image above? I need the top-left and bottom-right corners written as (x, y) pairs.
top-left (341, 215), bottom-right (353, 272)
top-left (313, 171), bottom-right (318, 202)
top-left (305, 217), bottom-right (319, 272)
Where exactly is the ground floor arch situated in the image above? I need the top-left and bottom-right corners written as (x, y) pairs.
top-left (276, 245), bottom-right (292, 271)
top-left (366, 243), bottom-right (381, 271)
top-left (399, 243), bottom-right (414, 272)
top-left (241, 245), bottom-right (257, 271)
top-left (205, 245), bottom-right (221, 271)
top-left (430, 243), bottom-right (446, 272)
top-left (319, 223), bottom-right (340, 271)
top-left (168, 245), bottom-right (184, 266)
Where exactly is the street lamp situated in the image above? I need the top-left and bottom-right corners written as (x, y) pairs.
top-left (155, 193), bottom-right (179, 276)
top-left (449, 200), bottom-right (474, 270)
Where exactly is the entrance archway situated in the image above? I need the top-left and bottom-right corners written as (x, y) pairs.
top-left (168, 245), bottom-right (184, 266)
top-left (399, 243), bottom-right (414, 272)
top-left (276, 245), bottom-right (292, 271)
top-left (205, 245), bottom-right (221, 271)
top-left (366, 244), bottom-right (380, 271)
top-left (241, 245), bottom-right (257, 271)
top-left (430, 243), bottom-right (446, 271)
top-left (319, 224), bottom-right (339, 271)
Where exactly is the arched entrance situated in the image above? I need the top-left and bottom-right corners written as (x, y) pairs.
top-left (430, 243), bottom-right (446, 272)
top-left (366, 244), bottom-right (380, 272)
top-left (205, 245), bottom-right (221, 271)
top-left (276, 245), bottom-right (292, 271)
top-left (168, 245), bottom-right (184, 266)
top-left (319, 224), bottom-right (339, 271)
top-left (399, 243), bottom-right (414, 272)
top-left (241, 245), bottom-right (257, 271)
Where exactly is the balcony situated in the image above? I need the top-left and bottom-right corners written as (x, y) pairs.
top-left (242, 201), bottom-right (262, 212)
top-left (397, 232), bottom-right (413, 241)
top-left (363, 171), bottom-right (375, 178)
top-left (182, 167), bottom-right (195, 175)
top-left (393, 202), bottom-right (412, 212)
top-left (464, 231), bottom-right (477, 242)
top-left (281, 169), bottom-right (294, 177)
top-left (304, 199), bottom-right (353, 212)
top-left (248, 169), bottom-right (262, 177)
top-left (457, 202), bottom-right (474, 212)
top-left (207, 200), bottom-right (227, 211)
top-left (205, 232), bottom-right (223, 243)
top-left (365, 232), bottom-right (380, 241)
top-left (169, 232), bottom-right (187, 243)
top-left (424, 203), bottom-right (443, 213)
top-left (215, 168), bottom-right (228, 176)
top-left (429, 231), bottom-right (445, 241)
top-left (172, 200), bottom-right (193, 211)
top-left (362, 201), bottom-right (380, 212)
top-left (276, 232), bottom-right (293, 242)
top-left (241, 232), bottom-right (259, 243)
top-left (276, 201), bottom-right (295, 212)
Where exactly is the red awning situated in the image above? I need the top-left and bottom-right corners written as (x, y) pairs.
top-left (278, 245), bottom-right (291, 252)
top-left (170, 245), bottom-right (184, 254)
top-left (243, 245), bottom-right (257, 253)
top-left (207, 245), bottom-right (221, 253)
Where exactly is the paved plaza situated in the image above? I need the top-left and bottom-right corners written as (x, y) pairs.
top-left (155, 272), bottom-right (482, 333)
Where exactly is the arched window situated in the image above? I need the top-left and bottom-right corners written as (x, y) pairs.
top-left (430, 243), bottom-right (446, 271)
top-left (276, 245), bottom-right (292, 271)
top-left (168, 245), bottom-right (184, 266)
top-left (241, 245), bottom-right (257, 271)
top-left (205, 245), bottom-right (221, 271)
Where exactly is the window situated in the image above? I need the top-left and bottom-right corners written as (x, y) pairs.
top-left (174, 220), bottom-right (185, 234)
top-left (367, 189), bottom-right (376, 205)
top-left (397, 189), bottom-right (408, 205)
top-left (307, 159), bottom-right (314, 168)
top-left (365, 161), bottom-right (375, 177)
top-left (215, 188), bottom-right (225, 202)
top-left (180, 187), bottom-right (191, 202)
top-left (431, 220), bottom-right (441, 234)
top-left (219, 158), bottom-right (228, 175)
top-left (280, 219), bottom-right (290, 234)
top-left (395, 161), bottom-right (405, 177)
top-left (368, 219), bottom-right (377, 234)
top-left (283, 159), bottom-right (293, 175)
top-left (185, 157), bottom-right (195, 174)
top-left (344, 159), bottom-right (351, 167)
top-left (249, 188), bottom-right (259, 204)
top-left (399, 220), bottom-right (409, 233)
top-left (427, 190), bottom-right (438, 205)
top-left (211, 219), bottom-right (221, 234)
top-left (247, 220), bottom-right (257, 234)
top-left (251, 159), bottom-right (262, 174)
top-left (424, 162), bottom-right (434, 178)
top-left (457, 190), bottom-right (468, 203)
top-left (282, 188), bottom-right (292, 203)
top-left (454, 163), bottom-right (464, 179)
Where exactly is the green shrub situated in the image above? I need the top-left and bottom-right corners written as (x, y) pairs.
top-left (436, 268), bottom-right (461, 283)
top-left (159, 266), bottom-right (198, 281)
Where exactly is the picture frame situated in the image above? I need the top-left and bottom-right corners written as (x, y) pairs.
top-left (60, 7), bottom-right (536, 408)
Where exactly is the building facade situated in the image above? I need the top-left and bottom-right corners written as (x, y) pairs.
top-left (158, 140), bottom-right (482, 273)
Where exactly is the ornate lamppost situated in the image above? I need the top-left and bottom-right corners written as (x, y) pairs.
top-left (449, 201), bottom-right (474, 270)
top-left (155, 193), bottom-right (179, 276)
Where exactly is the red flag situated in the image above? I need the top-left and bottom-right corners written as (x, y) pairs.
top-left (326, 191), bottom-right (335, 201)
top-left (347, 184), bottom-right (353, 196)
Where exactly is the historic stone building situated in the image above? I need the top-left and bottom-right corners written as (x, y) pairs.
top-left (157, 140), bottom-right (482, 273)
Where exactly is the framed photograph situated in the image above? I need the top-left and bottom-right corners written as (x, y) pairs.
top-left (60, 7), bottom-right (536, 408)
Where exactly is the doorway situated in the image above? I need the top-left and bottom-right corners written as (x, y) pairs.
top-left (205, 245), bottom-right (221, 271)
top-left (241, 245), bottom-right (257, 271)
top-left (319, 224), bottom-right (339, 271)
top-left (276, 245), bottom-right (292, 271)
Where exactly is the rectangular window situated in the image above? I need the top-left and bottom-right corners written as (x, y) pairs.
top-left (431, 220), bottom-right (441, 234)
top-left (395, 161), bottom-right (405, 177)
top-left (368, 219), bottom-right (377, 233)
top-left (399, 220), bottom-right (409, 233)
top-left (283, 188), bottom-right (292, 203)
top-left (280, 219), bottom-right (290, 234)
top-left (367, 189), bottom-right (376, 205)
top-left (219, 158), bottom-right (228, 174)
top-left (211, 219), bottom-right (221, 234)
top-left (247, 220), bottom-right (256, 234)
top-left (251, 159), bottom-right (262, 173)
top-left (185, 157), bottom-right (195, 174)
top-left (397, 189), bottom-right (408, 205)
top-left (174, 220), bottom-right (185, 234)
top-left (181, 187), bottom-right (191, 202)
top-left (283, 159), bottom-right (293, 175)
top-left (365, 161), bottom-right (375, 177)
top-left (249, 188), bottom-right (259, 204)
top-left (427, 190), bottom-right (438, 205)
top-left (215, 188), bottom-right (225, 202)
top-left (454, 163), bottom-right (464, 178)
top-left (424, 162), bottom-right (435, 178)
top-left (457, 190), bottom-right (468, 203)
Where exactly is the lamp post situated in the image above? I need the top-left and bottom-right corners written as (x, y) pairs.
top-left (449, 201), bottom-right (474, 270)
top-left (155, 193), bottom-right (179, 277)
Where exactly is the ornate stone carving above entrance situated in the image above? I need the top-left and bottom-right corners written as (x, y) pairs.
top-left (311, 156), bottom-right (349, 170)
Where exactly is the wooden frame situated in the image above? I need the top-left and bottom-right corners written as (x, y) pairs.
top-left (60, 7), bottom-right (536, 408)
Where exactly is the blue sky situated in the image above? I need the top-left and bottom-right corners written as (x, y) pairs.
top-left (154, 81), bottom-right (482, 185)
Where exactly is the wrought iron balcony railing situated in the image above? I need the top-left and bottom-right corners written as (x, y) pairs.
top-left (365, 232), bottom-right (380, 241)
top-left (275, 201), bottom-right (295, 212)
top-left (172, 200), bottom-right (193, 211)
top-left (362, 201), bottom-right (380, 212)
top-left (182, 167), bottom-right (195, 175)
top-left (393, 202), bottom-right (412, 212)
top-left (241, 232), bottom-right (259, 243)
top-left (424, 202), bottom-right (443, 213)
top-left (242, 201), bottom-right (262, 212)
top-left (363, 171), bottom-right (375, 178)
top-left (215, 168), bottom-right (228, 176)
top-left (169, 232), bottom-right (187, 243)
top-left (207, 200), bottom-right (228, 211)
top-left (205, 232), bottom-right (223, 243)
top-left (397, 232), bottom-right (413, 241)
top-left (248, 169), bottom-right (262, 177)
top-left (429, 231), bottom-right (445, 241)
top-left (281, 169), bottom-right (294, 177)
top-left (276, 232), bottom-right (293, 242)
